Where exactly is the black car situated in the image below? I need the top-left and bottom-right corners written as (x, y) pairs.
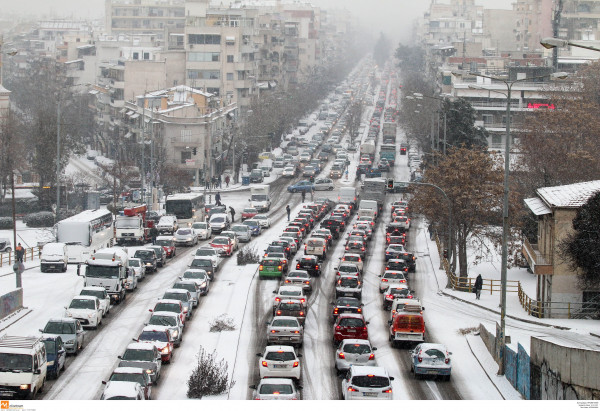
top-left (296, 255), bottom-right (321, 276)
top-left (331, 297), bottom-right (363, 320)
top-left (321, 219), bottom-right (341, 239)
top-left (345, 240), bottom-right (366, 259)
top-left (385, 258), bottom-right (410, 273)
top-left (264, 245), bottom-right (289, 259)
top-left (133, 249), bottom-right (158, 273)
top-left (397, 252), bottom-right (417, 272)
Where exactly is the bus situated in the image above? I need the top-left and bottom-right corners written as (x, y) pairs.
top-left (165, 192), bottom-right (205, 226)
top-left (55, 209), bottom-right (114, 264)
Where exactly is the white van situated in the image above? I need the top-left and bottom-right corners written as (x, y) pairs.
top-left (359, 199), bottom-right (379, 220)
top-left (0, 335), bottom-right (48, 399)
top-left (40, 242), bottom-right (68, 272)
top-left (338, 187), bottom-right (358, 206)
top-left (305, 237), bottom-right (327, 261)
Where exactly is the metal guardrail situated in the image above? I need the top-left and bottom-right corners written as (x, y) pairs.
top-left (0, 246), bottom-right (42, 268)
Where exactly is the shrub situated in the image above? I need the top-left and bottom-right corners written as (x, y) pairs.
top-left (236, 245), bottom-right (260, 265)
top-left (0, 217), bottom-right (14, 230)
top-left (187, 346), bottom-right (235, 399)
top-left (209, 314), bottom-right (236, 332)
top-left (23, 212), bottom-right (55, 228)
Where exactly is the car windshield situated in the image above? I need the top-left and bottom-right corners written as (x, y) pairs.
top-left (0, 353), bottom-right (32, 371)
top-left (385, 272), bottom-right (405, 280)
top-left (344, 256), bottom-right (359, 262)
top-left (388, 262), bottom-right (407, 269)
top-left (265, 351), bottom-right (296, 361)
top-left (339, 265), bottom-right (357, 272)
top-left (195, 249), bottom-right (215, 257)
top-left (259, 383), bottom-right (293, 395)
top-left (139, 331), bottom-right (168, 342)
top-left (154, 303), bottom-right (180, 313)
top-left (191, 260), bottom-right (211, 268)
top-left (288, 272), bottom-right (308, 279)
top-left (390, 288), bottom-right (409, 296)
top-left (343, 344), bottom-right (371, 355)
top-left (69, 299), bottom-right (95, 310)
top-left (149, 315), bottom-right (177, 327)
top-left (80, 290), bottom-right (104, 299)
top-left (351, 375), bottom-right (389, 388)
top-left (212, 238), bottom-right (228, 245)
top-left (177, 229), bottom-right (192, 235)
top-left (43, 340), bottom-right (56, 353)
top-left (423, 348), bottom-right (446, 359)
top-left (338, 318), bottom-right (365, 327)
top-left (134, 250), bottom-right (153, 258)
top-left (279, 302), bottom-right (301, 311)
top-left (280, 290), bottom-right (301, 297)
top-left (232, 226), bottom-right (247, 233)
top-left (336, 298), bottom-right (360, 307)
top-left (183, 271), bottom-right (207, 280)
top-left (155, 240), bottom-right (172, 246)
top-left (110, 373), bottom-right (145, 385)
top-left (262, 260), bottom-right (280, 267)
top-left (173, 283), bottom-right (196, 293)
top-left (192, 223), bottom-right (207, 229)
top-left (339, 278), bottom-right (359, 287)
top-left (43, 321), bottom-right (76, 334)
top-left (211, 217), bottom-right (225, 223)
top-left (122, 349), bottom-right (155, 362)
top-left (163, 292), bottom-right (188, 302)
top-left (243, 209), bottom-right (256, 213)
top-left (271, 319), bottom-right (299, 327)
top-left (128, 259), bottom-right (140, 267)
top-left (243, 221), bottom-right (258, 227)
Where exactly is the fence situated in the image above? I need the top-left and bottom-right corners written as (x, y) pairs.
top-left (435, 236), bottom-right (600, 319)
top-left (0, 246), bottom-right (42, 268)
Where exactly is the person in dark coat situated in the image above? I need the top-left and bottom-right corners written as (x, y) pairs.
top-left (149, 227), bottom-right (159, 244)
top-left (301, 190), bottom-right (306, 203)
top-left (15, 243), bottom-right (24, 262)
top-left (286, 205), bottom-right (291, 221)
top-left (229, 206), bottom-right (236, 222)
top-left (215, 192), bottom-right (222, 206)
top-left (474, 274), bottom-right (483, 300)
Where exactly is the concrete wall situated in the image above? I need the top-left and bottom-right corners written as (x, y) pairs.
top-left (530, 337), bottom-right (600, 400)
top-left (0, 288), bottom-right (23, 320)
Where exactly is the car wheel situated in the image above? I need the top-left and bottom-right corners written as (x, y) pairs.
top-left (329, 186), bottom-right (334, 191)
top-left (62, 263), bottom-right (67, 272)
top-left (444, 374), bottom-right (451, 382)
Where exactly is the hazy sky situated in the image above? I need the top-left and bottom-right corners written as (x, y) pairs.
top-left (0, 0), bottom-right (516, 42)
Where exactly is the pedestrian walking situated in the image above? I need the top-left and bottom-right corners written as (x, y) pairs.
top-left (15, 243), bottom-right (24, 262)
top-left (474, 274), bottom-right (483, 300)
top-left (286, 205), bottom-right (291, 221)
top-left (229, 206), bottom-right (236, 222)
top-left (215, 192), bottom-right (222, 206)
top-left (301, 190), bottom-right (306, 203)
top-left (205, 178), bottom-right (210, 190)
top-left (427, 223), bottom-right (434, 240)
top-left (218, 175), bottom-right (222, 189)
top-left (225, 175), bottom-right (230, 188)
top-left (149, 226), bottom-right (159, 244)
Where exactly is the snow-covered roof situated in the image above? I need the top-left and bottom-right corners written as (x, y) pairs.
top-left (524, 197), bottom-right (551, 216)
top-left (536, 180), bottom-right (600, 209)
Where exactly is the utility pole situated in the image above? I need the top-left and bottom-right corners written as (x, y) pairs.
top-left (56, 100), bottom-right (61, 219)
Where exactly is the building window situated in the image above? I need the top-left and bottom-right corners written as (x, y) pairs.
top-left (180, 129), bottom-right (192, 143)
top-left (207, 87), bottom-right (219, 96)
top-left (227, 55), bottom-right (234, 63)
top-left (492, 135), bottom-right (502, 146)
top-left (143, 52), bottom-right (150, 60)
top-left (133, 52), bottom-right (139, 60)
top-left (226, 73), bottom-right (234, 81)
top-left (187, 70), bottom-right (220, 80)
top-left (482, 114), bottom-right (493, 124)
top-left (188, 34), bottom-right (221, 45)
top-left (181, 151), bottom-right (191, 164)
top-left (188, 52), bottom-right (220, 62)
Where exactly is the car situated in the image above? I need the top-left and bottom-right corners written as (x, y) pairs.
top-left (194, 247), bottom-right (222, 271)
top-left (331, 297), bottom-right (363, 320)
top-left (302, 165), bottom-right (317, 177)
top-left (410, 343), bottom-right (452, 381)
top-left (304, 237), bottom-right (327, 261)
top-left (253, 214), bottom-right (272, 228)
top-left (162, 288), bottom-right (193, 319)
top-left (385, 259), bottom-right (410, 273)
top-left (134, 248), bottom-right (158, 273)
top-left (241, 207), bottom-right (258, 221)
top-left (249, 169), bottom-right (264, 183)
top-left (173, 228), bottom-right (198, 247)
top-left (208, 205), bottom-right (227, 218)
top-left (299, 152), bottom-right (312, 162)
top-left (220, 230), bottom-right (240, 251)
top-left (266, 316), bottom-right (303, 347)
top-left (210, 236), bottom-right (234, 257)
top-left (354, 222), bottom-right (373, 239)
top-left (65, 295), bottom-right (103, 329)
top-left (272, 285), bottom-right (306, 312)
top-left (341, 365), bottom-right (393, 400)
top-left (313, 177), bottom-right (334, 191)
top-left (257, 345), bottom-right (302, 380)
top-left (250, 378), bottom-right (300, 400)
top-left (79, 286), bottom-right (111, 317)
top-left (191, 221), bottom-right (212, 240)
top-left (335, 275), bottom-right (362, 299)
top-left (264, 252), bottom-right (289, 272)
top-left (147, 310), bottom-right (184, 348)
top-left (128, 257), bottom-right (146, 281)
top-left (40, 317), bottom-right (85, 355)
top-left (283, 270), bottom-right (312, 293)
top-left (180, 269), bottom-right (210, 295)
top-left (379, 270), bottom-right (408, 293)
top-left (150, 299), bottom-right (185, 326)
top-left (231, 224), bottom-right (252, 243)
top-left (106, 367), bottom-right (153, 400)
top-left (267, 243), bottom-right (291, 259)
top-left (340, 254), bottom-right (363, 273)
top-left (295, 255), bottom-right (321, 276)
top-left (172, 280), bottom-right (202, 306)
top-left (335, 262), bottom-right (361, 279)
top-left (335, 339), bottom-right (377, 373)
top-left (101, 381), bottom-right (146, 400)
top-left (259, 257), bottom-right (286, 279)
top-left (385, 244), bottom-right (406, 261)
top-left (288, 220), bottom-right (308, 235)
top-left (43, 336), bottom-right (67, 379)
top-left (282, 166), bottom-right (297, 177)
top-left (242, 219), bottom-right (262, 236)
top-left (333, 313), bottom-right (369, 346)
top-left (117, 342), bottom-right (162, 384)
top-left (330, 164), bottom-right (344, 179)
top-left (136, 326), bottom-right (175, 363)
top-left (157, 215), bottom-right (178, 235)
top-left (279, 236), bottom-right (299, 254)
top-left (281, 230), bottom-right (301, 246)
top-left (287, 180), bottom-right (314, 193)
top-left (148, 246), bottom-right (167, 268)
top-left (274, 299), bottom-right (306, 325)
top-left (154, 236), bottom-right (176, 258)
top-left (189, 257), bottom-right (215, 280)
top-left (209, 213), bottom-right (230, 234)
top-left (382, 285), bottom-right (413, 311)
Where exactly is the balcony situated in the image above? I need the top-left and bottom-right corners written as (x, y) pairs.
top-left (522, 238), bottom-right (553, 275)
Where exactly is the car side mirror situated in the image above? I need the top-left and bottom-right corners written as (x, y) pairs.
top-left (389, 377), bottom-right (395, 381)
top-left (34, 369), bottom-right (41, 375)
top-left (249, 385), bottom-right (257, 390)
top-left (102, 380), bottom-right (107, 385)
top-left (366, 321), bottom-right (370, 325)
top-left (118, 355), bottom-right (122, 360)
top-left (256, 353), bottom-right (261, 357)
top-left (422, 307), bottom-right (425, 310)
top-left (449, 352), bottom-right (453, 356)
top-left (39, 329), bottom-right (43, 333)
top-left (388, 320), bottom-right (392, 326)
top-left (297, 353), bottom-right (302, 358)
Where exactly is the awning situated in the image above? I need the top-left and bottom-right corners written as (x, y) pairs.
top-left (119, 108), bottom-right (127, 114)
top-left (126, 110), bottom-right (134, 116)
top-left (524, 197), bottom-right (551, 216)
top-left (226, 36), bottom-right (235, 41)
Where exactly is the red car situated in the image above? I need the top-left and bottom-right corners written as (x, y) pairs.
top-left (154, 236), bottom-right (176, 258)
top-left (137, 325), bottom-right (175, 363)
top-left (333, 313), bottom-right (369, 346)
top-left (241, 207), bottom-right (258, 221)
top-left (210, 236), bottom-right (234, 257)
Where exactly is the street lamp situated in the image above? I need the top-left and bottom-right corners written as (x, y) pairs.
top-left (462, 70), bottom-right (568, 376)
top-left (540, 37), bottom-right (600, 53)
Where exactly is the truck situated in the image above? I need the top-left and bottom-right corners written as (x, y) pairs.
top-left (361, 178), bottom-right (387, 214)
top-left (79, 247), bottom-right (129, 304)
top-left (359, 142), bottom-right (376, 160)
top-left (0, 335), bottom-right (48, 399)
top-left (382, 122), bottom-right (397, 144)
top-left (379, 144), bottom-right (397, 166)
top-left (250, 185), bottom-right (271, 212)
top-left (115, 204), bottom-right (151, 245)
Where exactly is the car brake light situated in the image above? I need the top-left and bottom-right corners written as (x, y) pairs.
top-left (275, 297), bottom-right (281, 303)
top-left (335, 325), bottom-right (341, 330)
top-left (369, 353), bottom-right (375, 360)
top-left (348, 387), bottom-right (359, 392)
top-left (299, 311), bottom-right (304, 316)
top-left (338, 352), bottom-right (345, 359)
top-left (276, 310), bottom-right (282, 315)
top-left (304, 281), bottom-right (310, 284)
top-left (382, 389), bottom-right (392, 393)
top-left (292, 330), bottom-right (299, 334)
top-left (278, 266), bottom-right (282, 271)
top-left (270, 329), bottom-right (278, 333)
top-left (261, 361), bottom-right (268, 367)
top-left (333, 308), bottom-right (339, 314)
top-left (445, 358), bottom-right (450, 364)
top-left (315, 265), bottom-right (319, 269)
top-left (382, 278), bottom-right (388, 282)
top-left (361, 247), bottom-right (365, 251)
top-left (259, 265), bottom-right (264, 270)
top-left (386, 294), bottom-right (392, 299)
top-left (296, 264), bottom-right (300, 269)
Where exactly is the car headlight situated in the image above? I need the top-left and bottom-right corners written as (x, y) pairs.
top-left (161, 346), bottom-right (170, 354)
top-left (66, 312), bottom-right (73, 317)
top-left (146, 369), bottom-right (153, 374)
top-left (200, 282), bottom-right (207, 288)
top-left (47, 360), bottom-right (55, 366)
top-left (88, 313), bottom-right (94, 318)
top-left (65, 339), bottom-right (75, 345)
top-left (171, 330), bottom-right (179, 339)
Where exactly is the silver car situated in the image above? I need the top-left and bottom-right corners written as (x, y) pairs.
top-left (266, 316), bottom-right (303, 347)
top-left (174, 228), bottom-right (198, 246)
top-left (40, 317), bottom-right (85, 354)
top-left (335, 339), bottom-right (377, 373)
top-left (117, 342), bottom-right (162, 383)
top-left (172, 280), bottom-right (201, 307)
top-left (162, 289), bottom-right (193, 319)
top-left (181, 269), bottom-right (210, 295)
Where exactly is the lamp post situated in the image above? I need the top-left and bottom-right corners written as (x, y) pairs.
top-left (465, 70), bottom-right (568, 376)
top-left (540, 37), bottom-right (600, 53)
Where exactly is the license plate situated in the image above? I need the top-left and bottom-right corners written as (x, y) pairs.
top-left (363, 392), bottom-right (377, 397)
top-left (273, 364), bottom-right (287, 368)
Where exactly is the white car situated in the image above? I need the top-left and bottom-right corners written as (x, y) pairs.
top-left (378, 270), bottom-right (408, 293)
top-left (181, 269), bottom-right (211, 295)
top-left (174, 227), bottom-right (198, 246)
top-left (194, 246), bottom-right (222, 270)
top-left (272, 285), bottom-right (306, 311)
top-left (335, 262), bottom-right (361, 279)
top-left (231, 224), bottom-right (252, 243)
top-left (266, 316), bottom-right (304, 347)
top-left (335, 339), bottom-right (377, 373)
top-left (282, 166), bottom-right (296, 177)
top-left (79, 286), bottom-right (111, 317)
top-left (340, 254), bottom-right (363, 273)
top-left (341, 366), bottom-right (394, 400)
top-left (191, 221), bottom-right (212, 240)
top-left (127, 257), bottom-right (146, 281)
top-left (257, 345), bottom-right (302, 380)
top-left (65, 295), bottom-right (103, 329)
top-left (101, 381), bottom-right (145, 400)
top-left (314, 177), bottom-right (334, 191)
top-left (253, 214), bottom-right (272, 228)
top-left (250, 378), bottom-right (300, 400)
